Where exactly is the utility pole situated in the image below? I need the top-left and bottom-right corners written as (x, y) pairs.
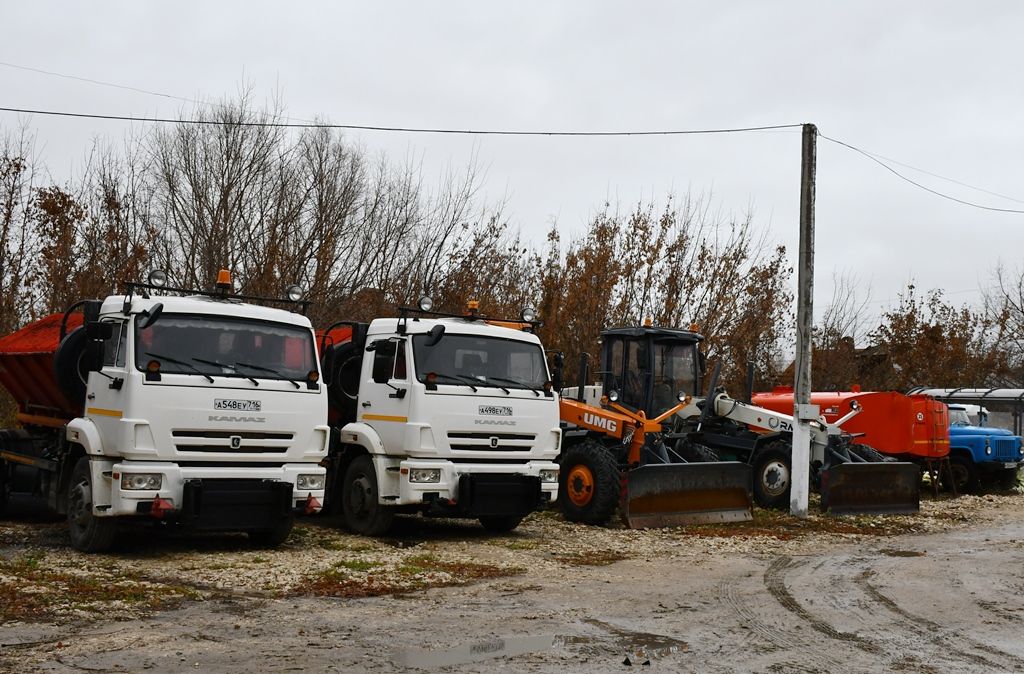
top-left (791, 123), bottom-right (818, 518)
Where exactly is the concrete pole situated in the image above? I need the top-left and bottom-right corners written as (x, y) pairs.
top-left (791, 123), bottom-right (818, 518)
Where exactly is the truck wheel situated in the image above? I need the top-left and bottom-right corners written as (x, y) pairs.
top-left (558, 440), bottom-right (620, 525)
top-left (249, 518), bottom-right (294, 548)
top-left (66, 457), bottom-right (117, 552)
top-left (341, 455), bottom-right (394, 536)
top-left (479, 515), bottom-right (523, 534)
top-left (752, 445), bottom-right (791, 509)
top-left (941, 454), bottom-right (980, 494)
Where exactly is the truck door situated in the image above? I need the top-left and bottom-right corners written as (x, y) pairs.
top-left (85, 320), bottom-right (129, 444)
top-left (358, 337), bottom-right (411, 453)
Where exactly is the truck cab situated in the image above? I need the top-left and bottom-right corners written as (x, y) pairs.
top-left (947, 404), bottom-right (1023, 491)
top-left (0, 272), bottom-right (329, 551)
top-left (323, 305), bottom-right (560, 535)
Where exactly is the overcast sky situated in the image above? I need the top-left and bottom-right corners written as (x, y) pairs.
top-left (3, 1), bottom-right (1022, 330)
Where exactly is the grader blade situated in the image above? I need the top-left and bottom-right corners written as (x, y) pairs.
top-left (622, 462), bottom-right (753, 529)
top-left (820, 462), bottom-right (920, 515)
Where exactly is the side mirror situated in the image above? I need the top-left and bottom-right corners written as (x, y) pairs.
top-left (138, 303), bottom-right (163, 329)
top-left (84, 340), bottom-right (104, 372)
top-left (424, 324), bottom-right (445, 347)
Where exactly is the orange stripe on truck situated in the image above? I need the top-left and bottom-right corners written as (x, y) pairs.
top-left (86, 407), bottom-right (123, 418)
top-left (362, 413), bottom-right (408, 423)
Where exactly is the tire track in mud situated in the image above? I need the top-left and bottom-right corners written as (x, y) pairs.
top-left (855, 569), bottom-right (1024, 672)
top-left (717, 577), bottom-right (841, 672)
top-left (764, 556), bottom-right (882, 655)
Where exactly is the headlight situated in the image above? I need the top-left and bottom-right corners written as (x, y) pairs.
top-left (418, 295), bottom-right (434, 312)
top-left (121, 473), bottom-right (162, 490)
top-left (985, 447), bottom-right (993, 455)
top-left (286, 284), bottom-right (305, 302)
top-left (607, 390), bottom-right (620, 402)
top-left (521, 306), bottom-right (537, 322)
top-left (539, 469), bottom-right (559, 483)
top-left (147, 269), bottom-right (168, 287)
top-left (297, 474), bottom-right (325, 491)
top-left (409, 468), bottom-right (441, 483)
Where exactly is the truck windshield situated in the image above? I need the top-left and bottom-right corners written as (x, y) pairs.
top-left (412, 333), bottom-right (548, 390)
top-left (135, 314), bottom-right (317, 382)
top-left (949, 408), bottom-right (972, 426)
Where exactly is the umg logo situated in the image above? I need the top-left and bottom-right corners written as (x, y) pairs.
top-left (583, 413), bottom-right (618, 433)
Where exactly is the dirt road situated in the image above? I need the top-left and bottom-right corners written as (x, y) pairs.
top-left (3, 496), bottom-right (1024, 673)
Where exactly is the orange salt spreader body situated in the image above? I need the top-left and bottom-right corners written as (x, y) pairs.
top-left (752, 386), bottom-right (949, 461)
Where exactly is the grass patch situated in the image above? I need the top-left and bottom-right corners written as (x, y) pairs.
top-left (484, 537), bottom-right (543, 551)
top-left (0, 553), bottom-right (199, 623)
top-left (332, 559), bottom-right (382, 572)
top-left (554, 550), bottom-right (630, 566)
top-left (292, 553), bottom-right (524, 599)
top-left (679, 507), bottom-right (918, 540)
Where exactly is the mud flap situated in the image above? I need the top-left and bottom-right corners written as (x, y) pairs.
top-left (820, 462), bottom-right (920, 515)
top-left (623, 461), bottom-right (753, 528)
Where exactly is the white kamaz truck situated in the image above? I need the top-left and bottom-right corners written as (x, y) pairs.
top-left (320, 299), bottom-right (560, 535)
top-left (0, 271), bottom-right (329, 551)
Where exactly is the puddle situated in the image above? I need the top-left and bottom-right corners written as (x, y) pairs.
top-left (582, 618), bottom-right (689, 660)
top-left (881, 549), bottom-right (926, 557)
top-left (394, 634), bottom-right (555, 668)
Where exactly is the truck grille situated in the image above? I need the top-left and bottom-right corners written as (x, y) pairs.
top-left (992, 437), bottom-right (1019, 461)
top-left (447, 431), bottom-right (536, 452)
top-left (171, 430), bottom-right (294, 453)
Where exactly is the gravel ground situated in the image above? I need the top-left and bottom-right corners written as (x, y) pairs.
top-left (2, 490), bottom-right (1023, 672)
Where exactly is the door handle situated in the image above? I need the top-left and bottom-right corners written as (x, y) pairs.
top-left (362, 401), bottom-right (372, 408)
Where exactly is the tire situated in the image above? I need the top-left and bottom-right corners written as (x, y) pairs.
top-left (324, 343), bottom-right (362, 425)
top-left (558, 440), bottom-right (621, 526)
top-left (941, 454), bottom-right (980, 494)
top-left (53, 327), bottom-right (90, 411)
top-left (752, 443), bottom-right (792, 509)
top-left (479, 515), bottom-right (523, 534)
top-left (849, 443), bottom-right (891, 463)
top-left (341, 455), bottom-right (395, 536)
top-left (249, 518), bottom-right (295, 548)
top-left (673, 439), bottom-right (720, 463)
top-left (66, 457), bottom-right (117, 552)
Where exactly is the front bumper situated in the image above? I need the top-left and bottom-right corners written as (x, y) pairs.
top-left (102, 462), bottom-right (326, 519)
top-left (397, 459), bottom-right (559, 515)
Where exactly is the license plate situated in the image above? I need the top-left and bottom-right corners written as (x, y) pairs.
top-left (1004, 462), bottom-right (1020, 469)
top-left (214, 399), bottom-right (261, 412)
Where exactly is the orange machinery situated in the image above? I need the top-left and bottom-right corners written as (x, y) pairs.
top-left (752, 387), bottom-right (949, 461)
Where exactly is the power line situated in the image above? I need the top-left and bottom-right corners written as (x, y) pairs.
top-left (0, 61), bottom-right (207, 108)
top-left (846, 145), bottom-right (1024, 206)
top-left (0, 61), bottom-right (321, 125)
top-left (820, 133), bottom-right (1024, 214)
top-left (0, 105), bottom-right (803, 136)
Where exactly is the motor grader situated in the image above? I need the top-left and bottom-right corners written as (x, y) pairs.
top-left (556, 325), bottom-right (919, 528)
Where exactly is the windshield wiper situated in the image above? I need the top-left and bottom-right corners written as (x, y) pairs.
top-left (471, 376), bottom-right (510, 394)
top-left (145, 351), bottom-right (214, 383)
top-left (191, 357), bottom-right (259, 386)
top-left (486, 375), bottom-right (543, 396)
top-left (430, 373), bottom-right (479, 392)
top-left (235, 361), bottom-right (301, 389)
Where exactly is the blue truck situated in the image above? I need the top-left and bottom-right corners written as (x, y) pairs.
top-left (946, 404), bottom-right (1024, 492)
